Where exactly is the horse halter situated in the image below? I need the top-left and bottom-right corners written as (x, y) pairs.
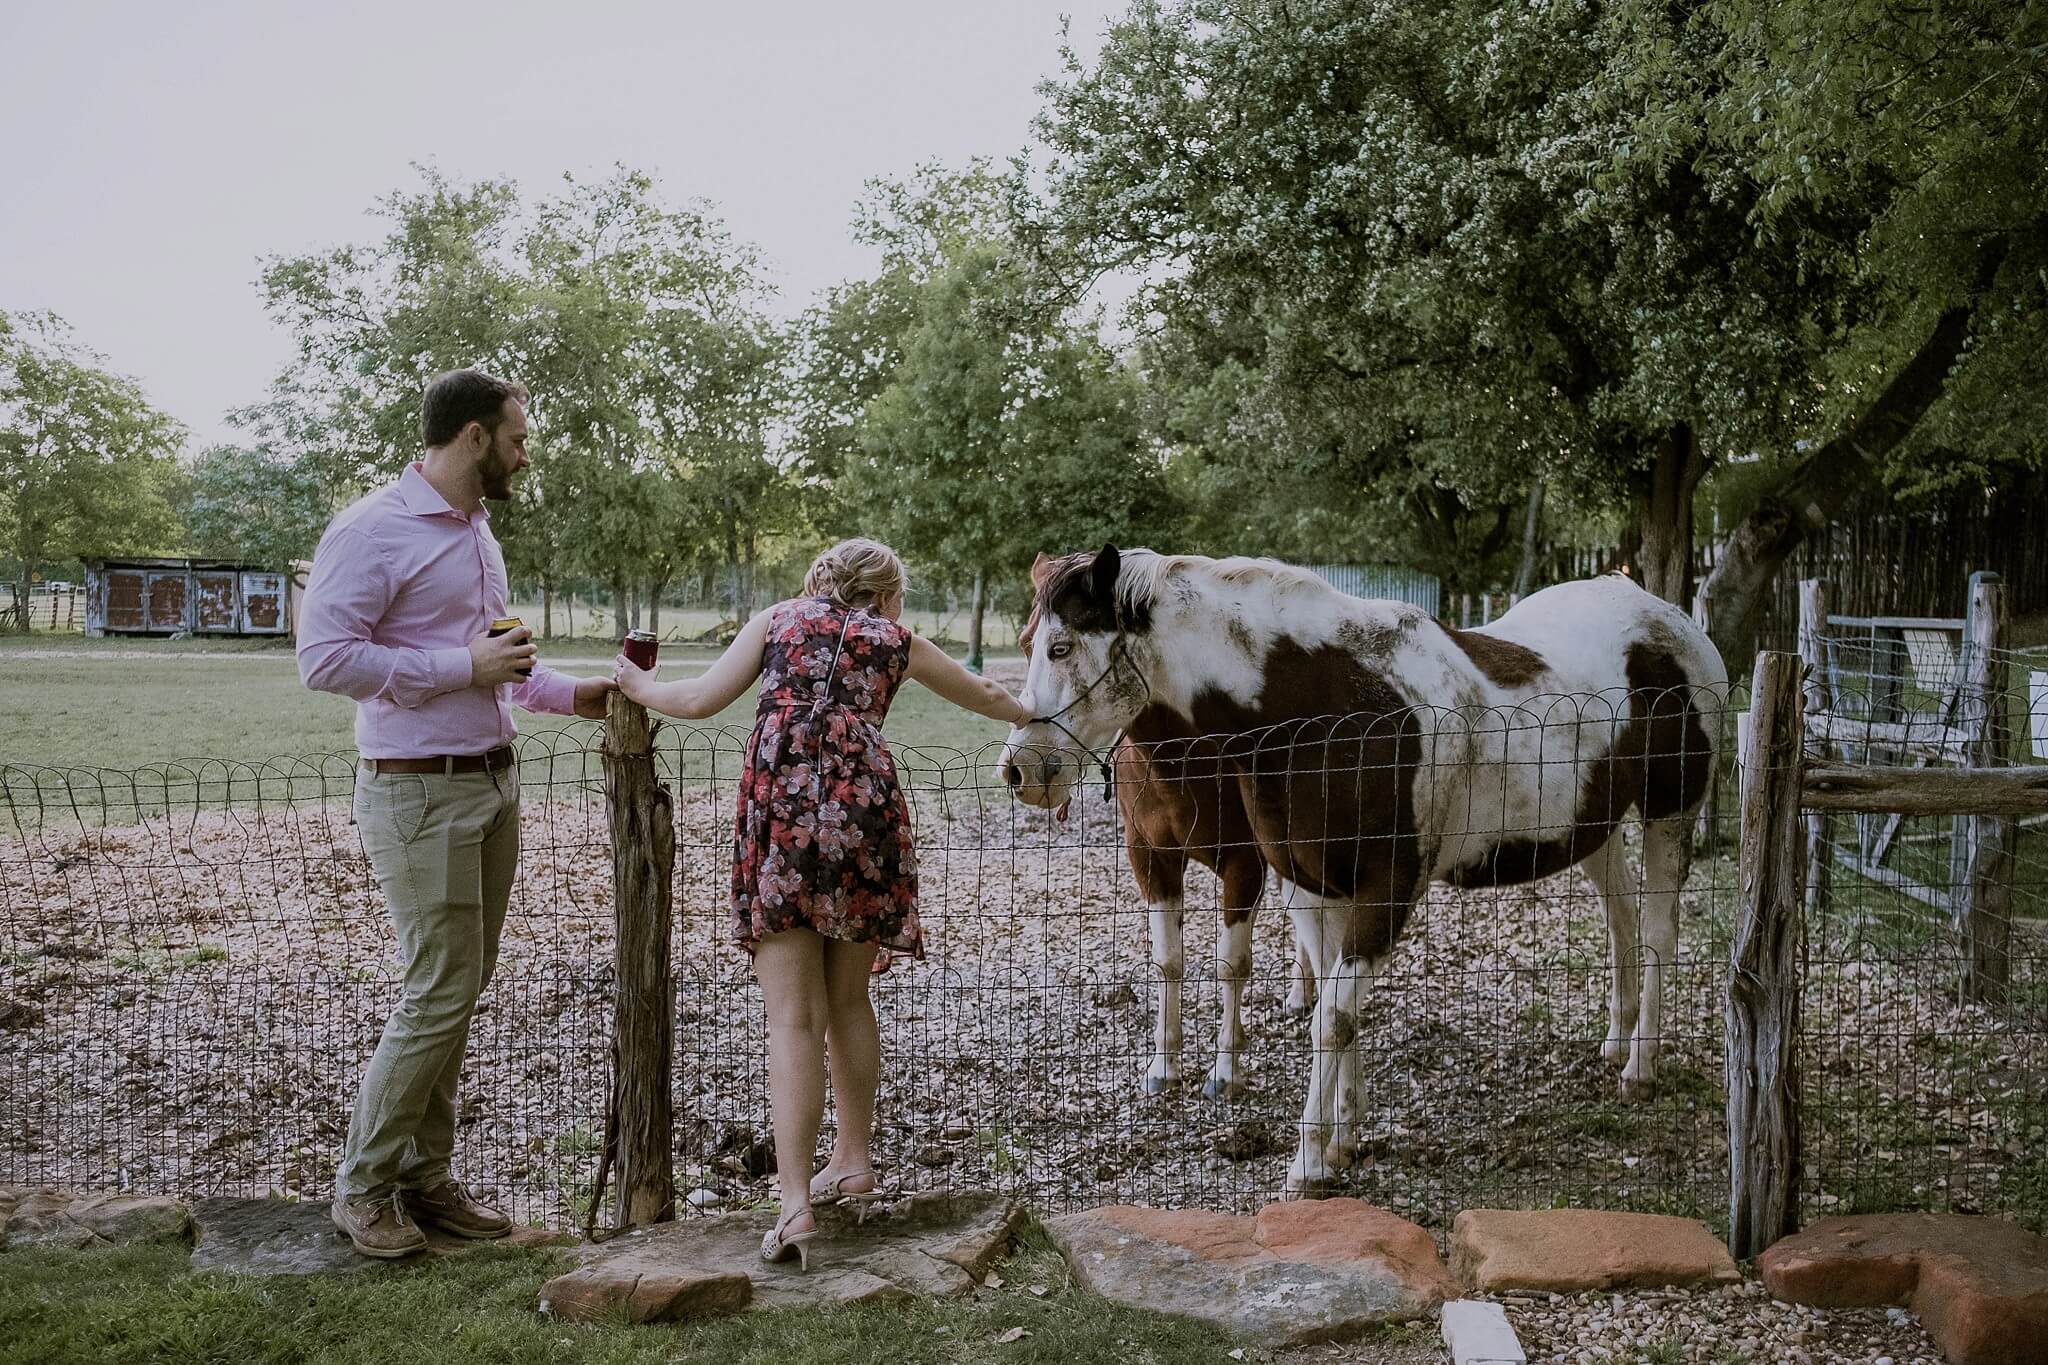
top-left (1024, 631), bottom-right (1147, 798)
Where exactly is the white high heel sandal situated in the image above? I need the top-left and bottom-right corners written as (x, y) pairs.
top-left (809, 1169), bottom-right (889, 1225)
top-left (760, 1208), bottom-right (818, 1270)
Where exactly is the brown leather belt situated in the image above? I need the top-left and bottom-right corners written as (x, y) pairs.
top-left (364, 745), bottom-right (516, 775)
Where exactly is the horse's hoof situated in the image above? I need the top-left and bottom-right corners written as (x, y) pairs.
top-left (1143, 1071), bottom-right (1178, 1096)
top-left (1282, 1172), bottom-right (1336, 1199)
top-left (1618, 1075), bottom-right (1656, 1103)
top-left (1322, 1139), bottom-right (1357, 1171)
top-left (1201, 1072), bottom-right (1245, 1102)
top-left (1600, 1038), bottom-right (1629, 1066)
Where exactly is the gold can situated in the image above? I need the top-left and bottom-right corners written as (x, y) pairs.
top-left (488, 616), bottom-right (532, 677)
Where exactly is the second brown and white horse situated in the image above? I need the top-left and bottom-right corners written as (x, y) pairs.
top-left (999, 547), bottom-right (1727, 1192)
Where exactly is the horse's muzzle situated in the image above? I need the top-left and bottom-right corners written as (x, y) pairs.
top-left (996, 742), bottom-right (1070, 808)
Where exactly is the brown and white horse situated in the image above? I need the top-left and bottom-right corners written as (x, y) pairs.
top-left (1022, 560), bottom-right (1313, 1101)
top-left (999, 547), bottom-right (1727, 1192)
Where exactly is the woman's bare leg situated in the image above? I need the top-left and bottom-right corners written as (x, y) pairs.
top-left (817, 937), bottom-right (881, 1192)
top-left (754, 928), bottom-right (828, 1230)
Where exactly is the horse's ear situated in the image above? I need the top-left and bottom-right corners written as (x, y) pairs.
top-left (1090, 544), bottom-right (1121, 610)
top-left (1029, 552), bottom-right (1056, 589)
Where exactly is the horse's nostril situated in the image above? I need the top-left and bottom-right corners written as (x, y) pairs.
top-left (1044, 754), bottom-right (1066, 779)
top-left (1002, 763), bottom-right (1023, 789)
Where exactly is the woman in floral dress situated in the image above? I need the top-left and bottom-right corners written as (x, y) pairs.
top-left (614, 539), bottom-right (1028, 1268)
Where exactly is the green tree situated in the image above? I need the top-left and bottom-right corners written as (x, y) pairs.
top-left (1689, 0), bottom-right (2047, 655)
top-left (254, 167), bottom-right (788, 637)
top-left (0, 311), bottom-right (186, 629)
top-left (1031, 0), bottom-right (2045, 643)
top-left (850, 236), bottom-right (1168, 666)
top-left (184, 443), bottom-right (334, 579)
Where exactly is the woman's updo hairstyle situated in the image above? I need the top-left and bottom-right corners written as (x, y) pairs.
top-left (803, 538), bottom-right (906, 611)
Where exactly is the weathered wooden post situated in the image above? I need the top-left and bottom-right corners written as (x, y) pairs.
top-left (1727, 651), bottom-right (1806, 1260)
top-left (1959, 572), bottom-right (2012, 1004)
top-left (598, 690), bottom-right (677, 1229)
top-left (1796, 580), bottom-right (1833, 915)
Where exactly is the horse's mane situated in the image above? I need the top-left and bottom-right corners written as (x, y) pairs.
top-left (1023, 550), bottom-right (1341, 648)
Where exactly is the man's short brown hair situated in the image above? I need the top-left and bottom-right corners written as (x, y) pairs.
top-left (421, 369), bottom-right (528, 448)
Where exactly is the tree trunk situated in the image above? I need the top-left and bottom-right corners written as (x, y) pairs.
top-left (741, 533), bottom-right (758, 620)
top-left (542, 579), bottom-right (554, 640)
top-left (722, 513), bottom-right (741, 622)
top-left (1513, 477), bottom-right (1546, 598)
top-left (1632, 425), bottom-right (1706, 607)
top-left (610, 577), bottom-right (628, 637)
top-left (646, 575), bottom-right (665, 636)
top-left (967, 568), bottom-right (987, 673)
top-left (1695, 245), bottom-right (2004, 671)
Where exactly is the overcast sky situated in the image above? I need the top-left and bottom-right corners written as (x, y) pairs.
top-left (1, 1), bottom-right (1123, 450)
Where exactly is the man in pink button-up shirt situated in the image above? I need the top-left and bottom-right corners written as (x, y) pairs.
top-left (299, 369), bottom-right (612, 1258)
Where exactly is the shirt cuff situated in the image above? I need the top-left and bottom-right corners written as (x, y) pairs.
top-left (516, 665), bottom-right (579, 715)
top-left (429, 646), bottom-right (474, 694)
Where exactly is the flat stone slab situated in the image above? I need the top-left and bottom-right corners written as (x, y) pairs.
top-left (1759, 1213), bottom-right (2048, 1365)
top-left (1, 1187), bottom-right (193, 1251)
top-left (190, 1197), bottom-right (569, 1276)
top-left (1451, 1209), bottom-right (1739, 1294)
top-left (1044, 1197), bottom-right (1453, 1346)
top-left (538, 1191), bottom-right (1022, 1324)
top-left (1442, 1299), bottom-right (1526, 1364)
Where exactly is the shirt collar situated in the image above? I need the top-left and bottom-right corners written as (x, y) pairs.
top-left (398, 462), bottom-right (489, 522)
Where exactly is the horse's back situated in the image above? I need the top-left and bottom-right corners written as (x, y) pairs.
top-left (1414, 575), bottom-right (1727, 884)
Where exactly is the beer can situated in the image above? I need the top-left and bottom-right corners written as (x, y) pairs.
top-left (622, 629), bottom-right (660, 671)
top-left (488, 616), bottom-right (532, 677)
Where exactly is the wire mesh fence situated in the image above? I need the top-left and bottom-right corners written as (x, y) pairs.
top-left (1792, 610), bottom-right (2048, 1231)
top-left (3, 681), bottom-right (2043, 1241)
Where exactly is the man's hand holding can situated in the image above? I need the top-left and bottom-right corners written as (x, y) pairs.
top-left (471, 618), bottom-right (537, 686)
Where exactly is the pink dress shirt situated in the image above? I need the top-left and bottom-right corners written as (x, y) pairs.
top-left (297, 463), bottom-right (576, 758)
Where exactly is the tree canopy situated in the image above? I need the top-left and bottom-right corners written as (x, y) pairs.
top-left (1029, 0), bottom-right (2045, 642)
top-left (0, 311), bottom-right (186, 626)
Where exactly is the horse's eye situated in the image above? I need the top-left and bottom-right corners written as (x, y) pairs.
top-left (1048, 642), bottom-right (1073, 661)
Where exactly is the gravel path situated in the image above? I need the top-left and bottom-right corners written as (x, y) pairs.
top-left (1489, 1281), bottom-right (1940, 1365)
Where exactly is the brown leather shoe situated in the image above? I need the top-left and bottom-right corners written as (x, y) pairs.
top-left (330, 1193), bottom-right (427, 1259)
top-left (405, 1179), bottom-right (511, 1239)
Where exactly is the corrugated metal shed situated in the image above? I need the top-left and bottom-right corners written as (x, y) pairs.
top-left (84, 558), bottom-right (291, 638)
top-left (1306, 564), bottom-right (1441, 615)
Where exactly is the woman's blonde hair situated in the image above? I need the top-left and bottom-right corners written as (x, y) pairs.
top-left (803, 538), bottom-right (906, 610)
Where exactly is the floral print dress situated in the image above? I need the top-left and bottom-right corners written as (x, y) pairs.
top-left (731, 597), bottom-right (922, 956)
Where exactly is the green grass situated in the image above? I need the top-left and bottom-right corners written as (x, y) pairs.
top-left (0, 1229), bottom-right (1241, 1365)
top-left (0, 650), bottom-right (1013, 778)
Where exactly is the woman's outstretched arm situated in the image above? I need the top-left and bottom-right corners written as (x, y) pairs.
top-left (905, 635), bottom-right (1029, 724)
top-left (614, 609), bottom-right (773, 720)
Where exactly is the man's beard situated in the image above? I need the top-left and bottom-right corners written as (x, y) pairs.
top-left (480, 436), bottom-right (517, 500)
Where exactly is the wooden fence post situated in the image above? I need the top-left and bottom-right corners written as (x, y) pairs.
top-left (1959, 572), bottom-right (2012, 1004)
top-left (1797, 581), bottom-right (1833, 915)
top-left (1727, 650), bottom-right (1806, 1260)
top-left (599, 691), bottom-right (677, 1229)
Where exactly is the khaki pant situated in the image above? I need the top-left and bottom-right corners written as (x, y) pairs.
top-left (337, 765), bottom-right (520, 1199)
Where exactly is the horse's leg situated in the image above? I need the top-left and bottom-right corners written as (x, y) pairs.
top-left (1202, 854), bottom-right (1262, 1100)
top-left (1582, 833), bottom-right (1641, 1068)
top-left (1143, 893), bottom-right (1187, 1095)
top-left (1287, 929), bottom-right (1316, 1017)
top-left (1622, 817), bottom-right (1689, 1101)
top-left (1284, 889), bottom-right (1338, 1193)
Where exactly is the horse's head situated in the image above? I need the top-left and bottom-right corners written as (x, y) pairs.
top-left (998, 543), bottom-right (1152, 809)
